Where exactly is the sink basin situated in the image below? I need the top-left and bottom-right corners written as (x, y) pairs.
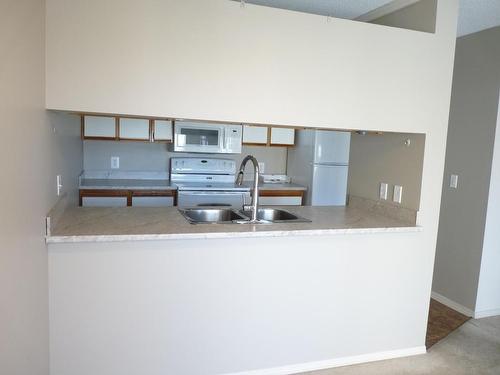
top-left (179, 208), bottom-right (247, 224)
top-left (239, 208), bottom-right (311, 223)
top-left (179, 207), bottom-right (311, 224)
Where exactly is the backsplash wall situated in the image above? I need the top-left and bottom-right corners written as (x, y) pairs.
top-left (83, 141), bottom-right (288, 178)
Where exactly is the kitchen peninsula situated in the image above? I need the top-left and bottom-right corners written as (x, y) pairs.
top-left (47, 199), bottom-right (423, 375)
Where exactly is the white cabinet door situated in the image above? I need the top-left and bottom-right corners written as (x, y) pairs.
top-left (119, 118), bottom-right (150, 140)
top-left (83, 116), bottom-right (116, 138)
top-left (259, 196), bottom-right (302, 206)
top-left (132, 196), bottom-right (174, 207)
top-left (243, 125), bottom-right (268, 144)
top-left (153, 120), bottom-right (173, 142)
top-left (82, 197), bottom-right (127, 207)
top-left (270, 128), bottom-right (295, 145)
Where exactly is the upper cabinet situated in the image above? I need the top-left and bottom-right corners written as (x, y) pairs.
top-left (153, 120), bottom-right (173, 142)
top-left (82, 116), bottom-right (173, 143)
top-left (270, 128), bottom-right (295, 146)
top-left (83, 116), bottom-right (117, 139)
top-left (243, 125), bottom-right (295, 147)
top-left (83, 115), bottom-right (292, 147)
top-left (119, 118), bottom-right (150, 141)
top-left (243, 125), bottom-right (268, 145)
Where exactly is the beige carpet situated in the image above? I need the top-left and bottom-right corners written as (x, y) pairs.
top-left (303, 315), bottom-right (500, 375)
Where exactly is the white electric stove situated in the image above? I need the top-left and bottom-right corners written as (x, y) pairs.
top-left (170, 158), bottom-right (250, 208)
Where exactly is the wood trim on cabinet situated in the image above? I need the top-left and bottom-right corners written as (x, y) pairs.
top-left (242, 142), bottom-right (269, 147)
top-left (115, 117), bottom-right (120, 141)
top-left (80, 115), bottom-right (84, 139)
top-left (131, 190), bottom-right (176, 197)
top-left (79, 189), bottom-right (178, 206)
top-left (259, 190), bottom-right (304, 197)
top-left (79, 189), bottom-right (130, 206)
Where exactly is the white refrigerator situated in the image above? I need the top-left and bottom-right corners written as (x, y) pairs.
top-left (287, 130), bottom-right (351, 206)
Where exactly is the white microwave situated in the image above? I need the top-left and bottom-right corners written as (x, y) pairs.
top-left (174, 121), bottom-right (242, 154)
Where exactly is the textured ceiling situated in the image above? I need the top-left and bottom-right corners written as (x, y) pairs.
top-left (239, 0), bottom-right (393, 19)
top-left (239, 0), bottom-right (500, 37)
top-left (458, 0), bottom-right (500, 37)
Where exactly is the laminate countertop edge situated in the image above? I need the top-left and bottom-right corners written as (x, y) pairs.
top-left (46, 226), bottom-right (423, 244)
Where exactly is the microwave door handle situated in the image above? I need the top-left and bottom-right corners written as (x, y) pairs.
top-left (222, 127), bottom-right (227, 150)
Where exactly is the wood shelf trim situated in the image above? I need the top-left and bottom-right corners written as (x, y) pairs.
top-left (79, 189), bottom-right (178, 206)
top-left (259, 190), bottom-right (304, 197)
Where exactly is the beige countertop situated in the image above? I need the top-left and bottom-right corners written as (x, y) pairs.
top-left (46, 205), bottom-right (421, 244)
top-left (79, 179), bottom-right (306, 192)
top-left (254, 182), bottom-right (307, 191)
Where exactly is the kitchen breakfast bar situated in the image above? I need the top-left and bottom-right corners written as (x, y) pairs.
top-left (46, 202), bottom-right (427, 375)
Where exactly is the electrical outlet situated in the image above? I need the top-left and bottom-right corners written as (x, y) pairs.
top-left (258, 162), bottom-right (265, 173)
top-left (450, 174), bottom-right (458, 189)
top-left (379, 183), bottom-right (388, 200)
top-left (393, 185), bottom-right (403, 204)
top-left (111, 156), bottom-right (120, 169)
top-left (56, 175), bottom-right (63, 196)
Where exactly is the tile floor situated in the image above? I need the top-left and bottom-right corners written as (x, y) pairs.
top-left (426, 298), bottom-right (470, 348)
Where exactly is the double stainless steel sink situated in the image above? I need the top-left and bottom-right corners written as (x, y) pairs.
top-left (179, 208), bottom-right (311, 224)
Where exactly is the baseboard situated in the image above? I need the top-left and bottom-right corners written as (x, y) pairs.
top-left (431, 291), bottom-right (474, 317)
top-left (474, 308), bottom-right (500, 319)
top-left (225, 346), bottom-right (426, 375)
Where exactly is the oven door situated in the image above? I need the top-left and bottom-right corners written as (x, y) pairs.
top-left (174, 122), bottom-right (223, 153)
top-left (177, 191), bottom-right (250, 208)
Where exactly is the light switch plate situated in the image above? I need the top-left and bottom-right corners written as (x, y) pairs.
top-left (379, 183), bottom-right (388, 200)
top-left (111, 156), bottom-right (120, 169)
top-left (450, 174), bottom-right (458, 189)
top-left (393, 185), bottom-right (403, 204)
top-left (56, 175), bottom-right (63, 196)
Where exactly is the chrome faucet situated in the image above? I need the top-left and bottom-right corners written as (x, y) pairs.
top-left (236, 155), bottom-right (260, 222)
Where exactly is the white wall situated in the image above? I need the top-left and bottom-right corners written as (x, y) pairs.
top-left (47, 0), bottom-right (453, 133)
top-left (45, 0), bottom-right (459, 373)
top-left (49, 233), bottom-right (428, 375)
top-left (475, 95), bottom-right (500, 317)
top-left (371, 0), bottom-right (437, 33)
top-left (348, 132), bottom-right (425, 211)
top-left (83, 141), bottom-right (288, 176)
top-left (0, 1), bottom-right (83, 374)
top-left (433, 27), bottom-right (500, 312)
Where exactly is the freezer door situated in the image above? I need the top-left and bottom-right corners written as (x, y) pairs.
top-left (314, 130), bottom-right (351, 164)
top-left (311, 165), bottom-right (348, 206)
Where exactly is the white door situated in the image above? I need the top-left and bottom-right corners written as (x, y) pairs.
top-left (153, 120), bottom-right (173, 141)
top-left (311, 165), bottom-right (348, 206)
top-left (119, 118), bottom-right (150, 140)
top-left (132, 196), bottom-right (174, 207)
top-left (314, 130), bottom-right (351, 164)
top-left (243, 125), bottom-right (268, 144)
top-left (84, 116), bottom-right (116, 138)
top-left (270, 128), bottom-right (295, 145)
top-left (82, 197), bottom-right (127, 207)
